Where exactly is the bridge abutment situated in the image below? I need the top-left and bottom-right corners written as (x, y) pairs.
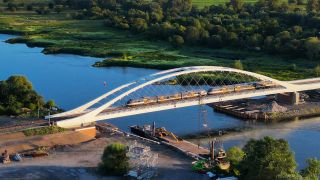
top-left (276, 92), bottom-right (300, 105)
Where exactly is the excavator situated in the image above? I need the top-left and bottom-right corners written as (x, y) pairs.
top-left (155, 127), bottom-right (182, 142)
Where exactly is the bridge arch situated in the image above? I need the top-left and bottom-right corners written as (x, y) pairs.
top-left (50, 66), bottom-right (298, 127)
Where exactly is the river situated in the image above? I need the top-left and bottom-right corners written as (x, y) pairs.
top-left (0, 34), bottom-right (319, 168)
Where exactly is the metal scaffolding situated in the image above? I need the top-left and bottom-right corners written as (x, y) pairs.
top-left (127, 141), bottom-right (159, 179)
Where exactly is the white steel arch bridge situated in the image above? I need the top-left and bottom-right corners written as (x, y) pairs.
top-left (47, 66), bottom-right (320, 128)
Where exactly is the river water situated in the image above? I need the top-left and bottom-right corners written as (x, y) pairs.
top-left (0, 34), bottom-right (319, 168)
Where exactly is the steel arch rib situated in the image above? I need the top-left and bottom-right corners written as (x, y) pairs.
top-left (56, 66), bottom-right (298, 127)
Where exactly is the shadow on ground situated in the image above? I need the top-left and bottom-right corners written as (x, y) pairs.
top-left (0, 165), bottom-right (208, 180)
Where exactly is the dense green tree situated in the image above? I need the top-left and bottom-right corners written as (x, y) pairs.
top-left (227, 146), bottom-right (245, 176)
top-left (225, 32), bottom-right (239, 46)
top-left (239, 136), bottom-right (298, 180)
top-left (306, 0), bottom-right (319, 12)
top-left (0, 76), bottom-right (45, 115)
top-left (277, 31), bottom-right (291, 43)
top-left (165, 0), bottom-right (192, 14)
top-left (46, 100), bottom-right (56, 109)
top-left (230, 0), bottom-right (244, 12)
top-left (292, 25), bottom-right (302, 35)
top-left (169, 35), bottom-right (184, 47)
top-left (263, 19), bottom-right (280, 36)
top-left (267, 0), bottom-right (282, 9)
top-left (280, 2), bottom-right (289, 12)
top-left (98, 143), bottom-right (129, 176)
top-left (305, 37), bottom-right (320, 60)
top-left (54, 0), bottom-right (320, 60)
top-left (227, 147), bottom-right (245, 165)
top-left (300, 158), bottom-right (320, 179)
top-left (247, 33), bottom-right (263, 48)
top-left (131, 18), bottom-right (148, 32)
top-left (185, 26), bottom-right (200, 43)
top-left (97, 0), bottom-right (117, 10)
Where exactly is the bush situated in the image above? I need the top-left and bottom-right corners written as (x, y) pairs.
top-left (314, 65), bottom-right (320, 76)
top-left (169, 35), bottom-right (185, 48)
top-left (300, 158), bottom-right (320, 179)
top-left (234, 60), bottom-right (244, 70)
top-left (98, 143), bottom-right (129, 176)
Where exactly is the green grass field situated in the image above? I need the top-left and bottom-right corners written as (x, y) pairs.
top-left (0, 10), bottom-right (317, 81)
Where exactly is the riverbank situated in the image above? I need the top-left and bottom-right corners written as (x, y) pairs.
top-left (0, 12), bottom-right (318, 81)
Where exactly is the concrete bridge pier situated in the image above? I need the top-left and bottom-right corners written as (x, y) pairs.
top-left (276, 92), bottom-right (300, 105)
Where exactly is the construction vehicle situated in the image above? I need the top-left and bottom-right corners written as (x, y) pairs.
top-left (130, 122), bottom-right (182, 142)
top-left (155, 127), bottom-right (182, 142)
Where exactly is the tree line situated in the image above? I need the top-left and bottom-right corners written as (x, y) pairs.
top-left (2, 0), bottom-right (320, 60)
top-left (47, 0), bottom-right (320, 60)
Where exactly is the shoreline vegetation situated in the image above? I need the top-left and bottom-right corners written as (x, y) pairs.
top-left (0, 76), bottom-right (60, 118)
top-left (0, 0), bottom-right (319, 81)
top-left (1, 20), bottom-right (317, 81)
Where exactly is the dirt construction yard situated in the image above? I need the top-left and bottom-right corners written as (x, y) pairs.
top-left (0, 134), bottom-right (209, 180)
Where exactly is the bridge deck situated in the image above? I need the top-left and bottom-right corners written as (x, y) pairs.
top-left (288, 78), bottom-right (320, 85)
